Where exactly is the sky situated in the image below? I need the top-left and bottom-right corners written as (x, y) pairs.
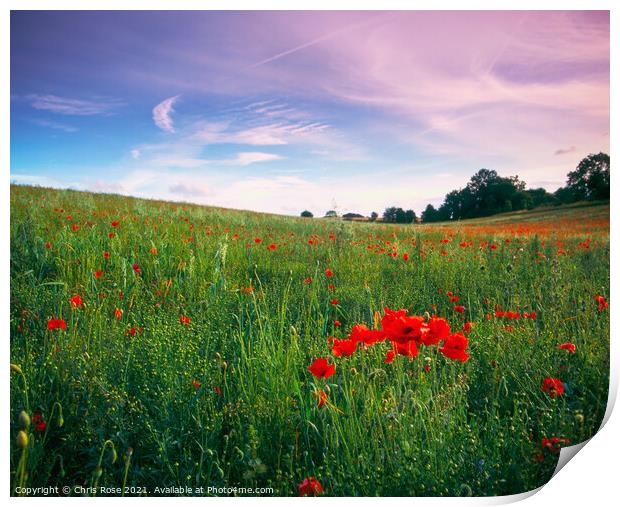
top-left (10, 10), bottom-right (609, 216)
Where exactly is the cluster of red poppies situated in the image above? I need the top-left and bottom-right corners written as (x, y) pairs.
top-left (308, 306), bottom-right (471, 383)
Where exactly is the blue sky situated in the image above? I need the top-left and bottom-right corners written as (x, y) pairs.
top-left (10, 11), bottom-right (609, 215)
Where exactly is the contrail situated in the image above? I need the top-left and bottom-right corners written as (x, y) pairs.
top-left (245, 12), bottom-right (394, 70)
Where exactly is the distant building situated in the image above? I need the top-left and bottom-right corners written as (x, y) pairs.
top-left (342, 213), bottom-right (365, 220)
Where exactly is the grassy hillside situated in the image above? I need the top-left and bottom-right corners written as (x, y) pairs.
top-left (431, 201), bottom-right (609, 226)
top-left (10, 185), bottom-right (610, 496)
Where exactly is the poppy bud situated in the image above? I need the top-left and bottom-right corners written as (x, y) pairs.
top-left (221, 361), bottom-right (228, 371)
top-left (575, 413), bottom-right (584, 424)
top-left (214, 352), bottom-right (221, 361)
top-left (18, 410), bottom-right (30, 430)
top-left (111, 448), bottom-right (118, 464)
top-left (350, 367), bottom-right (358, 376)
top-left (17, 430), bottom-right (29, 449)
top-left (10, 364), bottom-right (22, 375)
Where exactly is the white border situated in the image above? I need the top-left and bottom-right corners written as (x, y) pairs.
top-left (2, 1), bottom-right (617, 504)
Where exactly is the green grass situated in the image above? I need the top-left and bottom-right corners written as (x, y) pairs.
top-left (10, 185), bottom-right (610, 496)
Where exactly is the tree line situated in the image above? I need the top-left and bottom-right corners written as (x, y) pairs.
top-left (421, 152), bottom-right (609, 222)
top-left (301, 152), bottom-right (609, 223)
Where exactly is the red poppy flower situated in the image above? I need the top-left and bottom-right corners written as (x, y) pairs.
top-left (298, 477), bottom-right (323, 496)
top-left (69, 294), bottom-right (84, 307)
top-left (381, 307), bottom-right (424, 344)
top-left (541, 436), bottom-right (570, 454)
top-left (349, 323), bottom-right (385, 345)
top-left (331, 338), bottom-right (357, 357)
top-left (214, 386), bottom-right (223, 396)
top-left (330, 298), bottom-right (339, 306)
top-left (132, 264), bottom-right (140, 274)
top-left (111, 221), bottom-right (120, 227)
top-left (334, 320), bottom-right (341, 327)
top-left (94, 270), bottom-right (103, 278)
top-left (179, 315), bottom-right (191, 325)
top-left (114, 308), bottom-right (123, 321)
top-left (595, 295), bottom-right (609, 312)
top-left (108, 233), bottom-right (115, 239)
top-left (307, 358), bottom-right (336, 379)
top-left (192, 379), bottom-right (200, 390)
top-left (304, 277), bottom-right (312, 284)
top-left (327, 284), bottom-right (335, 291)
top-left (45, 241), bottom-right (51, 249)
top-left (267, 243), bottom-right (277, 251)
top-left (325, 268), bottom-right (333, 277)
top-left (403, 252), bottom-right (409, 262)
top-left (150, 247), bottom-right (158, 255)
top-left (47, 318), bottom-right (67, 331)
top-left (32, 412), bottom-right (47, 432)
top-left (559, 343), bottom-right (576, 354)
top-left (392, 339), bottom-right (418, 358)
top-left (254, 238), bottom-right (262, 243)
top-left (384, 350), bottom-right (396, 363)
top-left (439, 332), bottom-right (469, 362)
top-left (463, 321), bottom-right (474, 333)
top-left (454, 305), bottom-right (465, 314)
top-left (103, 251), bottom-right (110, 260)
top-left (420, 317), bottom-right (451, 346)
top-left (541, 377), bottom-right (564, 398)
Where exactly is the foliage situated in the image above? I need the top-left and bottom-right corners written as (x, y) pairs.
top-left (382, 207), bottom-right (417, 224)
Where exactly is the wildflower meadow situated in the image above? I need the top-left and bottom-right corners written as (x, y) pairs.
top-left (9, 185), bottom-right (610, 496)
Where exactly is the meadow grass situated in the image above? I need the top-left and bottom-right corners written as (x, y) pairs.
top-left (10, 185), bottom-right (610, 496)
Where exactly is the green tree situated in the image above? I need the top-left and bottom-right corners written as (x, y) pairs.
top-left (421, 204), bottom-right (439, 222)
top-left (383, 207), bottom-right (399, 223)
top-left (566, 152), bottom-right (610, 200)
top-left (300, 210), bottom-right (313, 218)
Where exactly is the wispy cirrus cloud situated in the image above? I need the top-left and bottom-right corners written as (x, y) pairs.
top-left (229, 152), bottom-right (283, 166)
top-left (30, 118), bottom-right (78, 132)
top-left (152, 95), bottom-right (180, 133)
top-left (554, 146), bottom-right (577, 156)
top-left (25, 94), bottom-right (123, 115)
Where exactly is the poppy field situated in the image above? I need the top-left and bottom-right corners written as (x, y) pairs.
top-left (9, 185), bottom-right (610, 496)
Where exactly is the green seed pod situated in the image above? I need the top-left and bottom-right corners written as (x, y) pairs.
top-left (18, 411), bottom-right (31, 430)
top-left (94, 466), bottom-right (103, 478)
top-left (17, 431), bottom-right (29, 449)
top-left (111, 447), bottom-right (118, 464)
